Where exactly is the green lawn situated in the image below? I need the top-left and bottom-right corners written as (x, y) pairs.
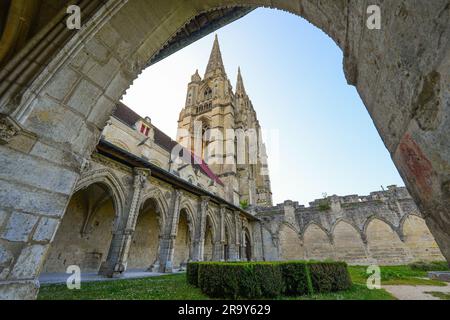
top-left (37, 263), bottom-right (448, 300)
top-left (38, 274), bottom-right (208, 300)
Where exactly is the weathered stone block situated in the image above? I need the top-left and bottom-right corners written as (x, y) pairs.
top-left (30, 141), bottom-right (81, 170)
top-left (1, 212), bottom-right (38, 242)
top-left (0, 280), bottom-right (39, 300)
top-left (87, 96), bottom-right (117, 129)
top-left (0, 148), bottom-right (78, 195)
top-left (85, 57), bottom-right (121, 89)
top-left (0, 209), bottom-right (7, 227)
top-left (0, 179), bottom-right (69, 217)
top-left (105, 70), bottom-right (131, 101)
top-left (26, 96), bottom-right (86, 146)
top-left (66, 79), bottom-right (102, 116)
top-left (85, 37), bottom-right (110, 63)
top-left (32, 218), bottom-right (59, 242)
top-left (45, 66), bottom-right (80, 101)
top-left (0, 245), bottom-right (13, 265)
top-left (10, 245), bottom-right (48, 279)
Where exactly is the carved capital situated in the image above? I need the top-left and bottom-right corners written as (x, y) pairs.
top-left (173, 188), bottom-right (182, 201)
top-left (201, 195), bottom-right (210, 203)
top-left (80, 158), bottom-right (91, 174)
top-left (133, 167), bottom-right (151, 188)
top-left (0, 114), bottom-right (21, 145)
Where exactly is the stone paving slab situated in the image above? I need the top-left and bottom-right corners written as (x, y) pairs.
top-left (383, 283), bottom-right (450, 300)
top-left (428, 272), bottom-right (450, 282)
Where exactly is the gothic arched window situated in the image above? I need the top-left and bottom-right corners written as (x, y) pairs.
top-left (204, 87), bottom-right (212, 100)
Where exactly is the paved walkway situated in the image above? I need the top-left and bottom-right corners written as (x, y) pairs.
top-left (39, 269), bottom-right (183, 284)
top-left (383, 283), bottom-right (450, 300)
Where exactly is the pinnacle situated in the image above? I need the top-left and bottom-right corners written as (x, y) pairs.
top-left (236, 66), bottom-right (246, 95)
top-left (204, 34), bottom-right (226, 78)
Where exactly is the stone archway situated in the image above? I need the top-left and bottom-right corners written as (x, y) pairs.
top-left (0, 1), bottom-right (449, 299)
top-left (42, 182), bottom-right (117, 274)
top-left (127, 198), bottom-right (162, 271)
top-left (279, 224), bottom-right (304, 260)
top-left (203, 214), bottom-right (216, 262)
top-left (365, 218), bottom-right (411, 265)
top-left (332, 221), bottom-right (368, 265)
top-left (223, 225), bottom-right (231, 261)
top-left (173, 208), bottom-right (194, 270)
top-left (401, 215), bottom-right (445, 262)
top-left (303, 224), bottom-right (335, 261)
top-left (242, 227), bottom-right (252, 261)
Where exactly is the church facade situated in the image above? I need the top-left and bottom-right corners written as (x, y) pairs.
top-left (38, 37), bottom-right (445, 279)
top-left (176, 35), bottom-right (272, 208)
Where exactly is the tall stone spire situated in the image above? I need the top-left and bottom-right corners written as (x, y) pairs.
top-left (235, 67), bottom-right (246, 96)
top-left (204, 35), bottom-right (226, 78)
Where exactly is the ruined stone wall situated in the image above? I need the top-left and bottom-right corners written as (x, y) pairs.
top-left (258, 186), bottom-right (445, 265)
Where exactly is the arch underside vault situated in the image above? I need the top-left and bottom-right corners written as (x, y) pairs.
top-left (0, 0), bottom-right (448, 300)
top-left (42, 182), bottom-right (116, 273)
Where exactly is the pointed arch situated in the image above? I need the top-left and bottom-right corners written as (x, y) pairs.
top-left (303, 222), bottom-right (335, 261)
top-left (363, 214), bottom-right (399, 239)
top-left (279, 222), bottom-right (303, 260)
top-left (179, 199), bottom-right (197, 243)
top-left (75, 169), bottom-right (126, 231)
top-left (203, 208), bottom-right (218, 261)
top-left (206, 208), bottom-right (219, 242)
top-left (301, 221), bottom-right (332, 243)
top-left (399, 212), bottom-right (423, 234)
top-left (223, 213), bottom-right (235, 244)
top-left (400, 214), bottom-right (445, 262)
top-left (365, 217), bottom-right (411, 265)
top-left (172, 198), bottom-right (197, 269)
top-left (138, 187), bottom-right (169, 230)
top-left (332, 220), bottom-right (369, 264)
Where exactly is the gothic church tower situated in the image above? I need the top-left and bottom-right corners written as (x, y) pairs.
top-left (177, 35), bottom-right (273, 208)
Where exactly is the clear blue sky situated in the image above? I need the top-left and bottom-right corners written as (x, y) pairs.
top-left (122, 8), bottom-right (404, 205)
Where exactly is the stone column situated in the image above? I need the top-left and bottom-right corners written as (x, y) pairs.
top-left (227, 211), bottom-right (241, 261)
top-left (192, 196), bottom-right (209, 261)
top-left (211, 204), bottom-right (226, 261)
top-left (99, 168), bottom-right (150, 277)
top-left (159, 189), bottom-right (182, 273)
top-left (0, 117), bottom-right (80, 300)
top-left (240, 230), bottom-right (247, 261)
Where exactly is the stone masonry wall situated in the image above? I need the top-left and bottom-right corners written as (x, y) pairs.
top-left (257, 186), bottom-right (445, 265)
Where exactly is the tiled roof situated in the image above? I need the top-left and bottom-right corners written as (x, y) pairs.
top-left (153, 127), bottom-right (178, 152)
top-left (112, 102), bottom-right (223, 186)
top-left (113, 102), bottom-right (141, 127)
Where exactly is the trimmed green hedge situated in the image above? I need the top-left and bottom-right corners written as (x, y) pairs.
top-left (187, 261), bottom-right (352, 299)
top-left (308, 262), bottom-right (351, 293)
top-left (196, 262), bottom-right (284, 299)
top-left (279, 262), bottom-right (313, 296)
top-left (186, 262), bottom-right (200, 286)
